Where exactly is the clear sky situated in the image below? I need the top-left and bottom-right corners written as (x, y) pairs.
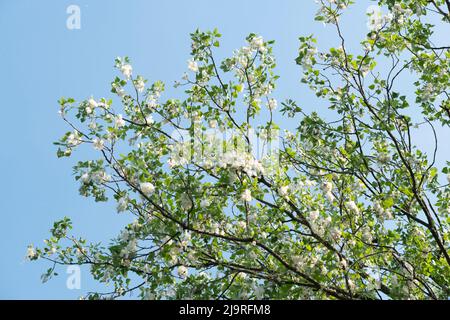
top-left (0, 0), bottom-right (445, 299)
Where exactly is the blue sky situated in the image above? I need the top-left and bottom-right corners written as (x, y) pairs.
top-left (0, 0), bottom-right (445, 299)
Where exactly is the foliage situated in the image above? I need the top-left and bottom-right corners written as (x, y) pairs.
top-left (29, 0), bottom-right (450, 299)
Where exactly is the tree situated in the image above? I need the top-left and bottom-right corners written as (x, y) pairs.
top-left (28, 0), bottom-right (450, 300)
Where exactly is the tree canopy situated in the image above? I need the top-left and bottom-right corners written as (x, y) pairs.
top-left (29, 0), bottom-right (450, 299)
